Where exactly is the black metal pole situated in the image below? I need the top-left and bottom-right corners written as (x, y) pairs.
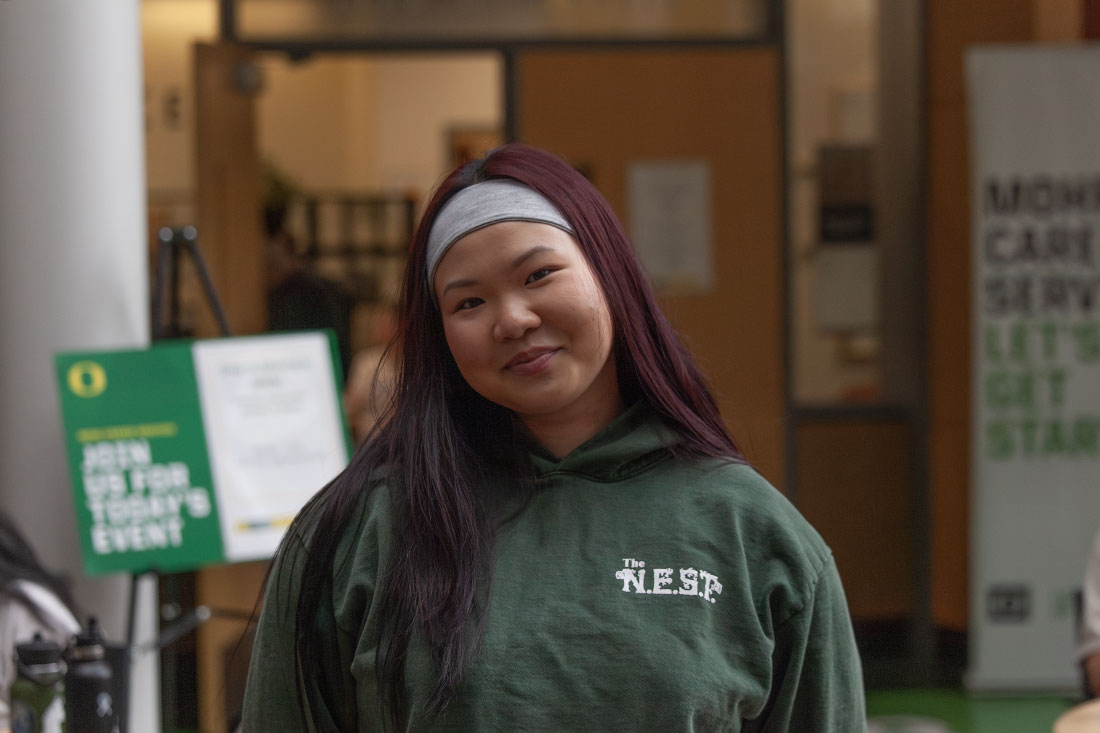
top-left (151, 227), bottom-right (175, 341)
top-left (180, 226), bottom-right (233, 338)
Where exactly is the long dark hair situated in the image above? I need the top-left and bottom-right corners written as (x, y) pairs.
top-left (281, 143), bottom-right (742, 729)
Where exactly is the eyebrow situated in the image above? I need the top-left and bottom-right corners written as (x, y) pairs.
top-left (441, 278), bottom-right (477, 297)
top-left (511, 245), bottom-right (554, 270)
top-left (440, 245), bottom-right (556, 298)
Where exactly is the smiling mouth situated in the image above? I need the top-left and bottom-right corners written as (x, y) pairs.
top-left (505, 348), bottom-right (558, 375)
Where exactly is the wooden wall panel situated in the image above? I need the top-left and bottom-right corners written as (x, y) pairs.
top-left (516, 49), bottom-right (786, 486)
top-left (926, 2), bottom-right (1036, 630)
top-left (193, 42), bottom-right (266, 339)
top-left (795, 418), bottom-right (914, 618)
top-left (193, 42), bottom-right (268, 733)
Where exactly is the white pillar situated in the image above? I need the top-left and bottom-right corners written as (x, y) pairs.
top-left (0, 2), bottom-right (159, 731)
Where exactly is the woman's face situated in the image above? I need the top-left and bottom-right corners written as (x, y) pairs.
top-left (433, 221), bottom-right (621, 450)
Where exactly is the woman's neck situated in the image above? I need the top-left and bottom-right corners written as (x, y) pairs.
top-left (522, 389), bottom-right (625, 459)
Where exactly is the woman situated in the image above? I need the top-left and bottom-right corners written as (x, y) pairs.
top-left (242, 143), bottom-right (865, 731)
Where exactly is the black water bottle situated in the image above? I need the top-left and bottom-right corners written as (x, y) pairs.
top-left (64, 617), bottom-right (118, 733)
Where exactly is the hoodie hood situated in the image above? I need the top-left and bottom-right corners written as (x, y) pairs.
top-left (529, 401), bottom-right (685, 483)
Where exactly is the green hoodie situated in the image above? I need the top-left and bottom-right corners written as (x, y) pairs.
top-left (242, 403), bottom-right (866, 731)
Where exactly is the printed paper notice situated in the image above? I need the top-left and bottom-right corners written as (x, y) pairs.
top-left (627, 159), bottom-right (714, 295)
top-left (193, 332), bottom-right (349, 562)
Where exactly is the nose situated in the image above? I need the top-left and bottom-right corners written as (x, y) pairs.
top-left (492, 297), bottom-right (540, 341)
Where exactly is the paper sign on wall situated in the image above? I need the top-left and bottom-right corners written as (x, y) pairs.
top-left (627, 159), bottom-right (715, 295)
top-left (54, 331), bottom-right (350, 576)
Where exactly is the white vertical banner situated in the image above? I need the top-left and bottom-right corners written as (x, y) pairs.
top-left (968, 46), bottom-right (1100, 691)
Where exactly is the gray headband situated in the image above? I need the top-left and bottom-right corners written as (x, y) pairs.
top-left (425, 179), bottom-right (574, 291)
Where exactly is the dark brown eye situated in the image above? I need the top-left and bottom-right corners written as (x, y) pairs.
top-left (526, 268), bottom-right (553, 284)
top-left (456, 297), bottom-right (483, 312)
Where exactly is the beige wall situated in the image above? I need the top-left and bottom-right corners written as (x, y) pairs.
top-left (256, 52), bottom-right (503, 197)
top-left (363, 54), bottom-right (501, 197)
top-left (142, 0), bottom-right (218, 197)
top-left (257, 56), bottom-right (376, 192)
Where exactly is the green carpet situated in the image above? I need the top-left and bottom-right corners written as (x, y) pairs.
top-left (866, 689), bottom-right (1078, 733)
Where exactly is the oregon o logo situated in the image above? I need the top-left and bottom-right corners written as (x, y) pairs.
top-left (68, 361), bottom-right (107, 398)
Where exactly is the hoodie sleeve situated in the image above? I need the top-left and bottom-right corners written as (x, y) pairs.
top-left (240, 531), bottom-right (358, 733)
top-left (745, 555), bottom-right (867, 733)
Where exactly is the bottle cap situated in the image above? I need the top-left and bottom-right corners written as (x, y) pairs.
top-left (15, 632), bottom-right (63, 666)
top-left (69, 616), bottom-right (106, 660)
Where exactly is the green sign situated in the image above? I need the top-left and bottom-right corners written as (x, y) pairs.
top-left (55, 332), bottom-right (350, 576)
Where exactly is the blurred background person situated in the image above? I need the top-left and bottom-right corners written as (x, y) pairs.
top-left (264, 199), bottom-right (354, 385)
top-left (262, 160), bottom-right (354, 383)
top-left (344, 305), bottom-right (399, 444)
